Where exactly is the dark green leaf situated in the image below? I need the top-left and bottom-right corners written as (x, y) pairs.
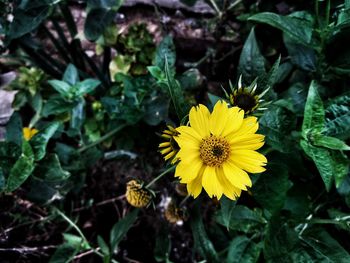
top-left (300, 140), bottom-right (333, 191)
top-left (248, 12), bottom-right (313, 46)
top-left (34, 154), bottom-right (70, 182)
top-left (259, 105), bottom-right (297, 153)
top-left (75, 79), bottom-right (100, 96)
top-left (63, 64), bottom-right (79, 86)
top-left (70, 100), bottom-right (85, 130)
top-left (283, 34), bottom-right (316, 71)
top-left (30, 122), bottom-right (60, 161)
top-left (0, 141), bottom-right (22, 174)
top-left (147, 66), bottom-right (165, 81)
top-left (143, 95), bottom-right (169, 126)
top-left (0, 168), bottom-right (5, 192)
top-left (6, 141), bottom-right (35, 192)
top-left (84, 8), bottom-right (115, 41)
top-left (49, 234), bottom-right (83, 263)
top-left (226, 236), bottom-right (262, 263)
top-left (215, 205), bottom-right (266, 233)
top-left (154, 224), bottom-right (171, 262)
top-left (165, 57), bottom-right (190, 121)
top-left (238, 27), bottom-right (266, 84)
top-left (6, 6), bottom-right (52, 43)
top-left (5, 112), bottom-right (23, 146)
top-left (302, 81), bottom-right (325, 136)
top-left (48, 80), bottom-right (72, 97)
top-left (42, 96), bottom-right (75, 117)
top-left (331, 151), bottom-right (349, 188)
top-left (301, 229), bottom-right (350, 262)
top-left (216, 197), bottom-right (236, 230)
top-left (97, 235), bottom-right (110, 256)
top-left (110, 209), bottom-right (139, 253)
top-left (253, 164), bottom-right (292, 214)
top-left (191, 203), bottom-right (219, 262)
top-left (312, 134), bottom-right (350, 150)
top-left (156, 36), bottom-right (176, 72)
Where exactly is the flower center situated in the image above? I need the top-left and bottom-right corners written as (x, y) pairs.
top-left (231, 92), bottom-right (258, 113)
top-left (199, 135), bottom-right (230, 167)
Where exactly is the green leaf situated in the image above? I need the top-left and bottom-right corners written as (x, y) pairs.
top-left (6, 141), bottom-right (35, 192)
top-left (48, 80), bottom-right (72, 97)
top-left (49, 234), bottom-right (84, 263)
top-left (191, 203), bottom-right (219, 263)
top-left (154, 224), bottom-right (171, 262)
top-left (283, 33), bottom-right (316, 71)
top-left (143, 95), bottom-right (169, 126)
top-left (226, 236), bottom-right (262, 263)
top-left (302, 81), bottom-right (325, 136)
top-left (147, 66), bottom-right (165, 81)
top-left (6, 6), bottom-right (52, 43)
top-left (63, 64), bottom-right (79, 86)
top-left (5, 112), bottom-right (23, 146)
top-left (331, 151), bottom-right (349, 188)
top-left (238, 27), bottom-right (266, 84)
top-left (216, 197), bottom-right (236, 230)
top-left (253, 164), bottom-right (293, 214)
top-left (84, 8), bottom-right (115, 41)
top-left (34, 154), bottom-right (70, 182)
top-left (312, 134), bottom-right (350, 150)
top-left (156, 36), bottom-right (176, 72)
top-left (215, 205), bottom-right (266, 233)
top-left (300, 140), bottom-right (333, 191)
top-left (70, 100), bottom-right (85, 130)
top-left (30, 122), bottom-right (60, 161)
top-left (324, 94), bottom-right (350, 140)
top-left (301, 229), bottom-right (350, 262)
top-left (263, 217), bottom-right (299, 262)
top-left (0, 142), bottom-right (22, 174)
top-left (259, 105), bottom-right (297, 153)
top-left (0, 168), bottom-right (5, 192)
top-left (164, 57), bottom-right (190, 121)
top-left (110, 209), bottom-right (139, 253)
top-left (75, 79), bottom-right (100, 96)
top-left (248, 12), bottom-right (313, 46)
top-left (97, 235), bottom-right (110, 257)
top-left (259, 55), bottom-right (281, 91)
top-left (42, 96), bottom-right (75, 117)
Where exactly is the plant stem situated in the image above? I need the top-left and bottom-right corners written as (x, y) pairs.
top-left (146, 166), bottom-right (176, 188)
top-left (227, 0), bottom-right (242, 11)
top-left (209, 0), bottom-right (222, 17)
top-left (77, 124), bottom-right (127, 153)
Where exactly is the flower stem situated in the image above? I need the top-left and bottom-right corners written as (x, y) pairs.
top-left (146, 166), bottom-right (176, 188)
top-left (77, 124), bottom-right (127, 153)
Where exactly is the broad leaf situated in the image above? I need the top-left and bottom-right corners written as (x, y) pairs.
top-left (238, 27), bottom-right (266, 84)
top-left (6, 141), bottom-right (35, 192)
top-left (30, 122), bottom-right (60, 161)
top-left (248, 12), bottom-right (313, 46)
top-left (302, 81), bottom-right (325, 136)
top-left (155, 36), bottom-right (176, 72)
top-left (227, 236), bottom-right (262, 263)
top-left (48, 80), bottom-right (72, 97)
top-left (110, 209), bottom-right (139, 253)
top-left (63, 64), bottom-right (79, 86)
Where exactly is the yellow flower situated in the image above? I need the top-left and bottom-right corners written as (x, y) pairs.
top-left (23, 127), bottom-right (38, 141)
top-left (158, 125), bottom-right (180, 164)
top-left (174, 101), bottom-right (267, 200)
top-left (228, 75), bottom-right (270, 115)
top-left (125, 180), bottom-right (152, 208)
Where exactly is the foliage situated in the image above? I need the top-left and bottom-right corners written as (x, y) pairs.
top-left (1, 0), bottom-right (350, 262)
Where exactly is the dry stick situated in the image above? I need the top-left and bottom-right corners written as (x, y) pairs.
top-left (73, 195), bottom-right (126, 212)
top-left (74, 248), bottom-right (101, 260)
top-left (0, 245), bottom-right (57, 254)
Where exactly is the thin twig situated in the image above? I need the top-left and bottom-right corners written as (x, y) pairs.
top-left (0, 245), bottom-right (57, 254)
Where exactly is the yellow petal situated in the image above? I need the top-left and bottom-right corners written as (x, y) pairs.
top-left (221, 107), bottom-right (244, 137)
top-left (187, 167), bottom-right (204, 198)
top-left (189, 104), bottom-right (210, 138)
top-left (216, 168), bottom-right (241, 200)
top-left (176, 126), bottom-right (202, 144)
top-left (159, 142), bottom-right (171, 148)
top-left (202, 166), bottom-right (223, 199)
top-left (209, 101), bottom-right (228, 136)
top-left (230, 134), bottom-right (265, 150)
top-left (230, 151), bottom-right (267, 173)
top-left (222, 161), bottom-right (252, 189)
top-left (175, 158), bottom-right (202, 183)
top-left (226, 117), bottom-right (259, 140)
